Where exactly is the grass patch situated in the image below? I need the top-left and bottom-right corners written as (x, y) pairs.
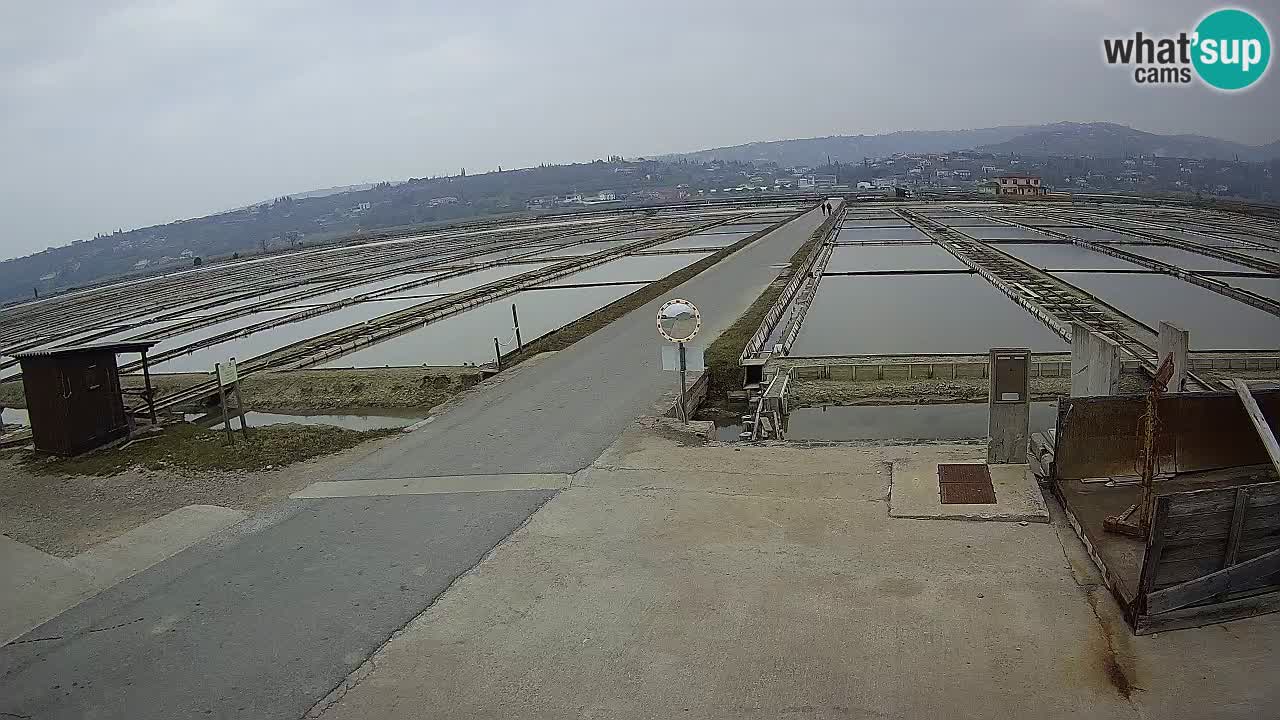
top-left (500, 209), bottom-right (807, 365)
top-left (702, 208), bottom-right (840, 400)
top-left (22, 422), bottom-right (396, 477)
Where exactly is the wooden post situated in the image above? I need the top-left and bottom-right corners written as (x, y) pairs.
top-left (1233, 378), bottom-right (1280, 477)
top-left (1217, 488), bottom-right (1249, 602)
top-left (233, 381), bottom-right (250, 441)
top-left (512, 303), bottom-right (523, 351)
top-left (140, 349), bottom-right (157, 424)
top-left (216, 362), bottom-right (233, 445)
top-left (494, 338), bottom-right (503, 370)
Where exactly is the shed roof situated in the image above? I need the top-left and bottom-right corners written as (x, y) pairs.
top-left (13, 340), bottom-right (160, 360)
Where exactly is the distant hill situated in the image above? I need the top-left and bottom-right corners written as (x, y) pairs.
top-left (976, 122), bottom-right (1279, 161)
top-left (228, 183), bottom-right (383, 213)
top-left (660, 126), bottom-right (1039, 167)
top-left (6, 121), bottom-right (1278, 307)
top-left (663, 122), bottom-right (1280, 166)
top-left (0, 159), bottom-right (717, 305)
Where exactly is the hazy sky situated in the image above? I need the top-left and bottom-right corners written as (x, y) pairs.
top-left (2, 0), bottom-right (1278, 260)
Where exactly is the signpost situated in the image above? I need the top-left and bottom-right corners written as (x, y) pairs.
top-left (657, 298), bottom-right (701, 421)
top-left (214, 358), bottom-right (250, 444)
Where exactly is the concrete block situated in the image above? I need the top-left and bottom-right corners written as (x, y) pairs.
top-left (889, 458), bottom-right (1049, 522)
top-left (1071, 324), bottom-right (1120, 397)
top-left (989, 348), bottom-right (1030, 465)
top-left (1158, 321), bottom-right (1189, 393)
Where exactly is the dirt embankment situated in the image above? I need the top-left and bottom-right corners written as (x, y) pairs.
top-left (787, 372), bottom-right (1166, 407)
top-left (0, 422), bottom-right (402, 555)
top-left (702, 208), bottom-right (838, 404)
top-left (0, 367), bottom-right (484, 414)
top-left (789, 377), bottom-right (1068, 406)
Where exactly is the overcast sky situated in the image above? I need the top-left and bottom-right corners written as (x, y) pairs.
top-left (2, 0), bottom-right (1277, 260)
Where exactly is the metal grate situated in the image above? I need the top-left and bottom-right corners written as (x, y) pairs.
top-left (938, 463), bottom-right (997, 504)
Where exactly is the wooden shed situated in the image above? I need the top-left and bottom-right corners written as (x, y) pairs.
top-left (14, 341), bottom-right (159, 456)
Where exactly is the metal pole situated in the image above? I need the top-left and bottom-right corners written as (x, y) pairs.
top-left (494, 337), bottom-right (503, 370)
top-left (678, 342), bottom-right (688, 422)
top-left (512, 303), bottom-right (523, 351)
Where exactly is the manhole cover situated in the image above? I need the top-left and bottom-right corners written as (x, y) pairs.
top-left (938, 464), bottom-right (997, 505)
top-left (938, 464), bottom-right (991, 485)
top-left (940, 482), bottom-right (998, 504)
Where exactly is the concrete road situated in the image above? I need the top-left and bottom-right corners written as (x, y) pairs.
top-left (0, 207), bottom-right (825, 720)
top-left (0, 492), bottom-right (555, 719)
top-left (312, 423), bottom-right (1280, 720)
top-left (333, 206), bottom-right (826, 479)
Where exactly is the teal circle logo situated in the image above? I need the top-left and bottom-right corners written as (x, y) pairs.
top-left (1193, 8), bottom-right (1271, 90)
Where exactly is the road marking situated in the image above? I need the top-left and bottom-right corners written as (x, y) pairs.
top-left (291, 473), bottom-right (571, 498)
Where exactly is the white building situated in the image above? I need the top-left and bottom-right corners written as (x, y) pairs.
top-left (995, 175), bottom-right (1046, 197)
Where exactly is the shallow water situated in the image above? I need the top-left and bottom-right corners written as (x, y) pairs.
top-left (784, 401), bottom-right (1059, 441)
top-left (1054, 272), bottom-right (1280, 349)
top-left (790, 274), bottom-right (1068, 356)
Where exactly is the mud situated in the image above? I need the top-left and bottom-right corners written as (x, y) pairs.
top-left (788, 377), bottom-right (1071, 407)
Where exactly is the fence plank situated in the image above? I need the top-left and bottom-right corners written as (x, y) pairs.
top-left (1147, 547), bottom-right (1280, 615)
top-left (1234, 379), bottom-right (1280, 478)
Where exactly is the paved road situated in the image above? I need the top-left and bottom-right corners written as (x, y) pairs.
top-left (0, 493), bottom-right (555, 719)
top-left (335, 206), bottom-right (826, 479)
top-left (0, 206), bottom-right (825, 720)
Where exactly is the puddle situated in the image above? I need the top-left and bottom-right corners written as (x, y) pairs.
top-left (713, 422), bottom-right (745, 441)
top-left (1, 406), bottom-right (29, 427)
top-left (186, 409), bottom-right (421, 432)
top-left (784, 402), bottom-right (1059, 441)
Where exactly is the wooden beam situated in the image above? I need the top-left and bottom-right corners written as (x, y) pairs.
top-left (1216, 488), bottom-right (1249, 603)
top-left (1146, 547), bottom-right (1280, 615)
top-left (1138, 498), bottom-right (1171, 599)
top-left (1232, 378), bottom-right (1280, 477)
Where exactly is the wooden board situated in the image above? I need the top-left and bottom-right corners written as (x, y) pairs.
top-left (1137, 481), bottom-right (1280, 629)
top-left (1234, 379), bottom-right (1280, 478)
top-left (1055, 391), bottom-right (1280, 481)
